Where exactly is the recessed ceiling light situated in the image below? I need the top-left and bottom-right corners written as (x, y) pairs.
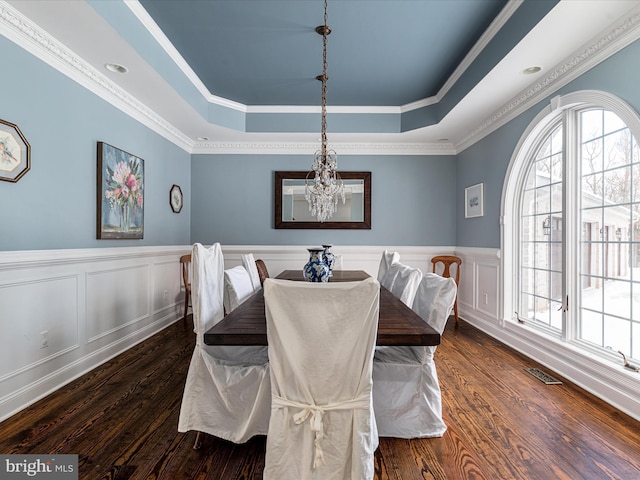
top-left (522, 66), bottom-right (542, 75)
top-left (105, 63), bottom-right (128, 74)
top-left (196, 136), bottom-right (209, 141)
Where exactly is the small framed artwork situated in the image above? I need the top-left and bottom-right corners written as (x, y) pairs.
top-left (465, 182), bottom-right (484, 218)
top-left (170, 184), bottom-right (183, 213)
top-left (0, 118), bottom-right (30, 183)
top-left (97, 142), bottom-right (144, 239)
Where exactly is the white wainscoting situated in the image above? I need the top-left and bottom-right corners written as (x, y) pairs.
top-left (3, 244), bottom-right (637, 423)
top-left (0, 246), bottom-right (189, 422)
top-left (456, 246), bottom-right (640, 423)
top-left (0, 244), bottom-right (453, 421)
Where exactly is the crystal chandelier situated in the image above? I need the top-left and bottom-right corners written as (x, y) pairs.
top-left (305, 0), bottom-right (345, 223)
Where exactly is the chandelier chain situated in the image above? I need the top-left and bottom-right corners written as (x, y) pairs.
top-left (305, 0), bottom-right (345, 223)
top-left (321, 0), bottom-right (328, 157)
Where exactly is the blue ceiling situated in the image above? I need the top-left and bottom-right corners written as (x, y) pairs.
top-left (138, 0), bottom-right (508, 107)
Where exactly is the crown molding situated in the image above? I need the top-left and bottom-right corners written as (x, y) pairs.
top-left (427, 0), bottom-right (523, 112)
top-left (4, 0), bottom-right (638, 156)
top-left (0, 1), bottom-right (194, 152)
top-left (456, 4), bottom-right (640, 152)
top-left (191, 141), bottom-right (456, 156)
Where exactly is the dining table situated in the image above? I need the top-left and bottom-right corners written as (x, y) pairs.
top-left (204, 270), bottom-right (440, 346)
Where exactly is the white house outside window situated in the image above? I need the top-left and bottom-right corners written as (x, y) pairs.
top-left (512, 91), bottom-right (640, 367)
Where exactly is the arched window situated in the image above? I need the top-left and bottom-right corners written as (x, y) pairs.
top-left (503, 91), bottom-right (640, 366)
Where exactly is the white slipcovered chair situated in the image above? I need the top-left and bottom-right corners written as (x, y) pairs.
top-left (263, 277), bottom-right (380, 480)
top-left (383, 261), bottom-right (422, 307)
top-left (223, 265), bottom-right (255, 313)
top-left (373, 273), bottom-right (457, 438)
top-left (242, 253), bottom-right (262, 293)
top-left (377, 249), bottom-right (400, 283)
top-left (178, 243), bottom-right (270, 446)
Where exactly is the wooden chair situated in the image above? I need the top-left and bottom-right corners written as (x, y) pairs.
top-left (431, 255), bottom-right (461, 324)
top-left (255, 259), bottom-right (269, 286)
top-left (180, 254), bottom-right (191, 323)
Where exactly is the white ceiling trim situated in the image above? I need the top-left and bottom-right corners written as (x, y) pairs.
top-left (3, 0), bottom-right (640, 156)
top-left (456, 3), bottom-right (640, 152)
top-left (191, 141), bottom-right (456, 156)
top-left (424, 0), bottom-right (523, 112)
top-left (124, 0), bottom-right (248, 113)
top-left (126, 0), bottom-right (521, 115)
top-left (246, 105), bottom-right (402, 114)
top-left (0, 0), bottom-right (194, 151)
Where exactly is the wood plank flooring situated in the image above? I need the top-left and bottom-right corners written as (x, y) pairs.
top-left (1, 317), bottom-right (639, 479)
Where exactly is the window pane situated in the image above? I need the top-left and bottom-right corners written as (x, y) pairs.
top-left (535, 186), bottom-right (550, 214)
top-left (604, 110), bottom-right (626, 135)
top-left (603, 167), bottom-right (631, 204)
top-left (580, 309), bottom-right (603, 345)
top-left (604, 130), bottom-right (631, 170)
top-left (582, 173), bottom-right (602, 203)
top-left (582, 139), bottom-right (602, 174)
top-left (535, 269), bottom-right (549, 297)
top-left (581, 277), bottom-right (603, 311)
top-left (536, 136), bottom-right (551, 160)
top-left (550, 183), bottom-right (563, 213)
top-left (582, 109), bottom-right (603, 142)
top-left (603, 315), bottom-right (631, 353)
top-left (521, 293), bottom-right (542, 320)
top-left (536, 158), bottom-right (551, 186)
top-left (603, 280), bottom-right (631, 318)
top-left (533, 297), bottom-right (550, 325)
top-left (521, 267), bottom-right (534, 294)
top-left (519, 124), bottom-right (562, 334)
top-left (632, 281), bottom-right (640, 321)
top-left (551, 153), bottom-right (563, 181)
top-left (522, 189), bottom-right (536, 216)
top-left (551, 126), bottom-right (563, 155)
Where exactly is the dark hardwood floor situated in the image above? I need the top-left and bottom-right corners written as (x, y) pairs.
top-left (1, 317), bottom-right (639, 479)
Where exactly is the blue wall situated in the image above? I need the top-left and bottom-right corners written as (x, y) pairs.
top-left (456, 38), bottom-right (640, 248)
top-left (191, 153), bottom-right (456, 246)
top-left (0, 35), bottom-right (191, 251)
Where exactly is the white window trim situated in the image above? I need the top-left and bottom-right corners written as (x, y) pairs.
top-left (500, 90), bottom-right (640, 421)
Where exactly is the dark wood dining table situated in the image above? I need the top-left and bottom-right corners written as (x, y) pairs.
top-left (204, 270), bottom-right (440, 346)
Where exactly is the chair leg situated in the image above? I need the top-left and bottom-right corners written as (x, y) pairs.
top-left (453, 300), bottom-right (459, 325)
top-left (193, 431), bottom-right (203, 449)
top-left (182, 290), bottom-right (190, 323)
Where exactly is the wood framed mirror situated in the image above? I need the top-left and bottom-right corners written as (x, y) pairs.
top-left (275, 171), bottom-right (371, 229)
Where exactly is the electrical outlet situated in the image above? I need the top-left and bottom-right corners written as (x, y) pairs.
top-left (40, 331), bottom-right (48, 349)
top-left (483, 293), bottom-right (489, 305)
top-left (163, 290), bottom-right (169, 300)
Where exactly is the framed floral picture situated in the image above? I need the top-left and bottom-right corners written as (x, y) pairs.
top-left (97, 142), bottom-right (144, 239)
top-left (0, 118), bottom-right (30, 183)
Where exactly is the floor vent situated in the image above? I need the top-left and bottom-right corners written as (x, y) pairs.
top-left (524, 368), bottom-right (562, 385)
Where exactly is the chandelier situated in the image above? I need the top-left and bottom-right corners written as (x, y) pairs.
top-left (305, 0), bottom-right (345, 222)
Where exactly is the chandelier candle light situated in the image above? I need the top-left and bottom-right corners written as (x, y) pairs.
top-left (305, 0), bottom-right (345, 222)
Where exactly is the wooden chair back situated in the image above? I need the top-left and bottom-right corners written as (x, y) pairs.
top-left (431, 255), bottom-right (461, 324)
top-left (255, 259), bottom-right (270, 286)
top-left (180, 254), bottom-right (192, 322)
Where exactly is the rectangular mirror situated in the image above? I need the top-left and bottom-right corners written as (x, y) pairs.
top-left (275, 171), bottom-right (371, 229)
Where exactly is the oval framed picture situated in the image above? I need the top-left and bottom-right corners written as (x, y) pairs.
top-left (170, 184), bottom-right (183, 213)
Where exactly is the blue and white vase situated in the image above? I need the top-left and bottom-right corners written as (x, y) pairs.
top-left (322, 244), bottom-right (335, 276)
top-left (303, 248), bottom-right (330, 282)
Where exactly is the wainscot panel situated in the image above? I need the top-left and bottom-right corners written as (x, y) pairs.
top-left (0, 246), bottom-right (189, 421)
top-left (456, 247), bottom-right (640, 422)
